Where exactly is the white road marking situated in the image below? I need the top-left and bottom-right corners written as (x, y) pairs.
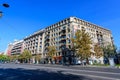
top-left (63, 72), bottom-right (120, 80)
top-left (25, 65), bottom-right (120, 75)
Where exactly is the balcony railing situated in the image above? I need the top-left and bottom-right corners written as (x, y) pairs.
top-left (60, 32), bottom-right (66, 36)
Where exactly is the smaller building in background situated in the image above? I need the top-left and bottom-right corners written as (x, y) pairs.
top-left (6, 40), bottom-right (24, 56)
top-left (5, 43), bottom-right (13, 56)
top-left (0, 52), bottom-right (4, 55)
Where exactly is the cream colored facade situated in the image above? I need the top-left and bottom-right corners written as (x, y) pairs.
top-left (24, 30), bottom-right (45, 57)
top-left (24, 17), bottom-right (113, 61)
top-left (44, 17), bottom-right (113, 56)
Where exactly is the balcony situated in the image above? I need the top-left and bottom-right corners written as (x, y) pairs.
top-left (45, 43), bottom-right (49, 47)
top-left (45, 36), bottom-right (50, 41)
top-left (44, 40), bottom-right (49, 43)
top-left (45, 36), bottom-right (50, 39)
top-left (60, 43), bottom-right (66, 46)
top-left (46, 33), bottom-right (50, 36)
top-left (60, 32), bottom-right (66, 36)
top-left (60, 45), bottom-right (66, 49)
top-left (60, 36), bottom-right (66, 41)
top-left (60, 27), bottom-right (66, 32)
top-left (60, 38), bottom-right (66, 41)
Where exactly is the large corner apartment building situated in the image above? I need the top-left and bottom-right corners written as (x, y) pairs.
top-left (23, 17), bottom-right (113, 58)
top-left (7, 17), bottom-right (113, 59)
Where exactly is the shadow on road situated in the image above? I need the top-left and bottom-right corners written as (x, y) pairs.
top-left (0, 68), bottom-right (92, 80)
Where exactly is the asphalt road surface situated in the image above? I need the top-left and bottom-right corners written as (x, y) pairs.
top-left (0, 63), bottom-right (120, 80)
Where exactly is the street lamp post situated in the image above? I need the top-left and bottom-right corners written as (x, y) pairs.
top-left (0, 3), bottom-right (10, 17)
top-left (2, 3), bottom-right (10, 8)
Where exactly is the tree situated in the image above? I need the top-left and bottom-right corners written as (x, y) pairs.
top-left (102, 44), bottom-right (117, 65)
top-left (9, 55), bottom-right (18, 62)
top-left (47, 46), bottom-right (56, 63)
top-left (35, 54), bottom-right (41, 64)
top-left (103, 44), bottom-right (116, 58)
top-left (19, 49), bottom-right (32, 63)
top-left (71, 30), bottom-right (92, 64)
top-left (0, 54), bottom-right (9, 62)
top-left (94, 43), bottom-right (103, 58)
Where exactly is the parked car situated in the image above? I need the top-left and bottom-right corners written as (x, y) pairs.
top-left (15, 60), bottom-right (20, 64)
top-left (76, 60), bottom-right (82, 65)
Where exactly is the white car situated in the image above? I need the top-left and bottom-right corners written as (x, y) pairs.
top-left (76, 60), bottom-right (82, 65)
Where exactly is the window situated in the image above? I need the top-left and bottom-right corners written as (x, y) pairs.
top-left (56, 33), bottom-right (58, 36)
top-left (69, 45), bottom-right (71, 49)
top-left (68, 34), bottom-right (70, 38)
top-left (74, 36), bottom-right (76, 39)
top-left (63, 26), bottom-right (66, 29)
top-left (68, 39), bottom-right (71, 43)
top-left (78, 25), bottom-right (80, 28)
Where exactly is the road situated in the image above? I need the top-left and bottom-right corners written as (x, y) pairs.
top-left (0, 63), bottom-right (120, 80)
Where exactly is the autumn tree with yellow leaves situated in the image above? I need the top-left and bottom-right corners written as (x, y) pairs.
top-left (94, 43), bottom-right (103, 59)
top-left (71, 30), bottom-right (92, 64)
top-left (47, 46), bottom-right (56, 63)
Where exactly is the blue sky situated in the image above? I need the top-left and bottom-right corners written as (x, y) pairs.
top-left (0, 0), bottom-right (120, 52)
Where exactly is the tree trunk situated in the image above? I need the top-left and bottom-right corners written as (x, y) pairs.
top-left (86, 58), bottom-right (89, 65)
